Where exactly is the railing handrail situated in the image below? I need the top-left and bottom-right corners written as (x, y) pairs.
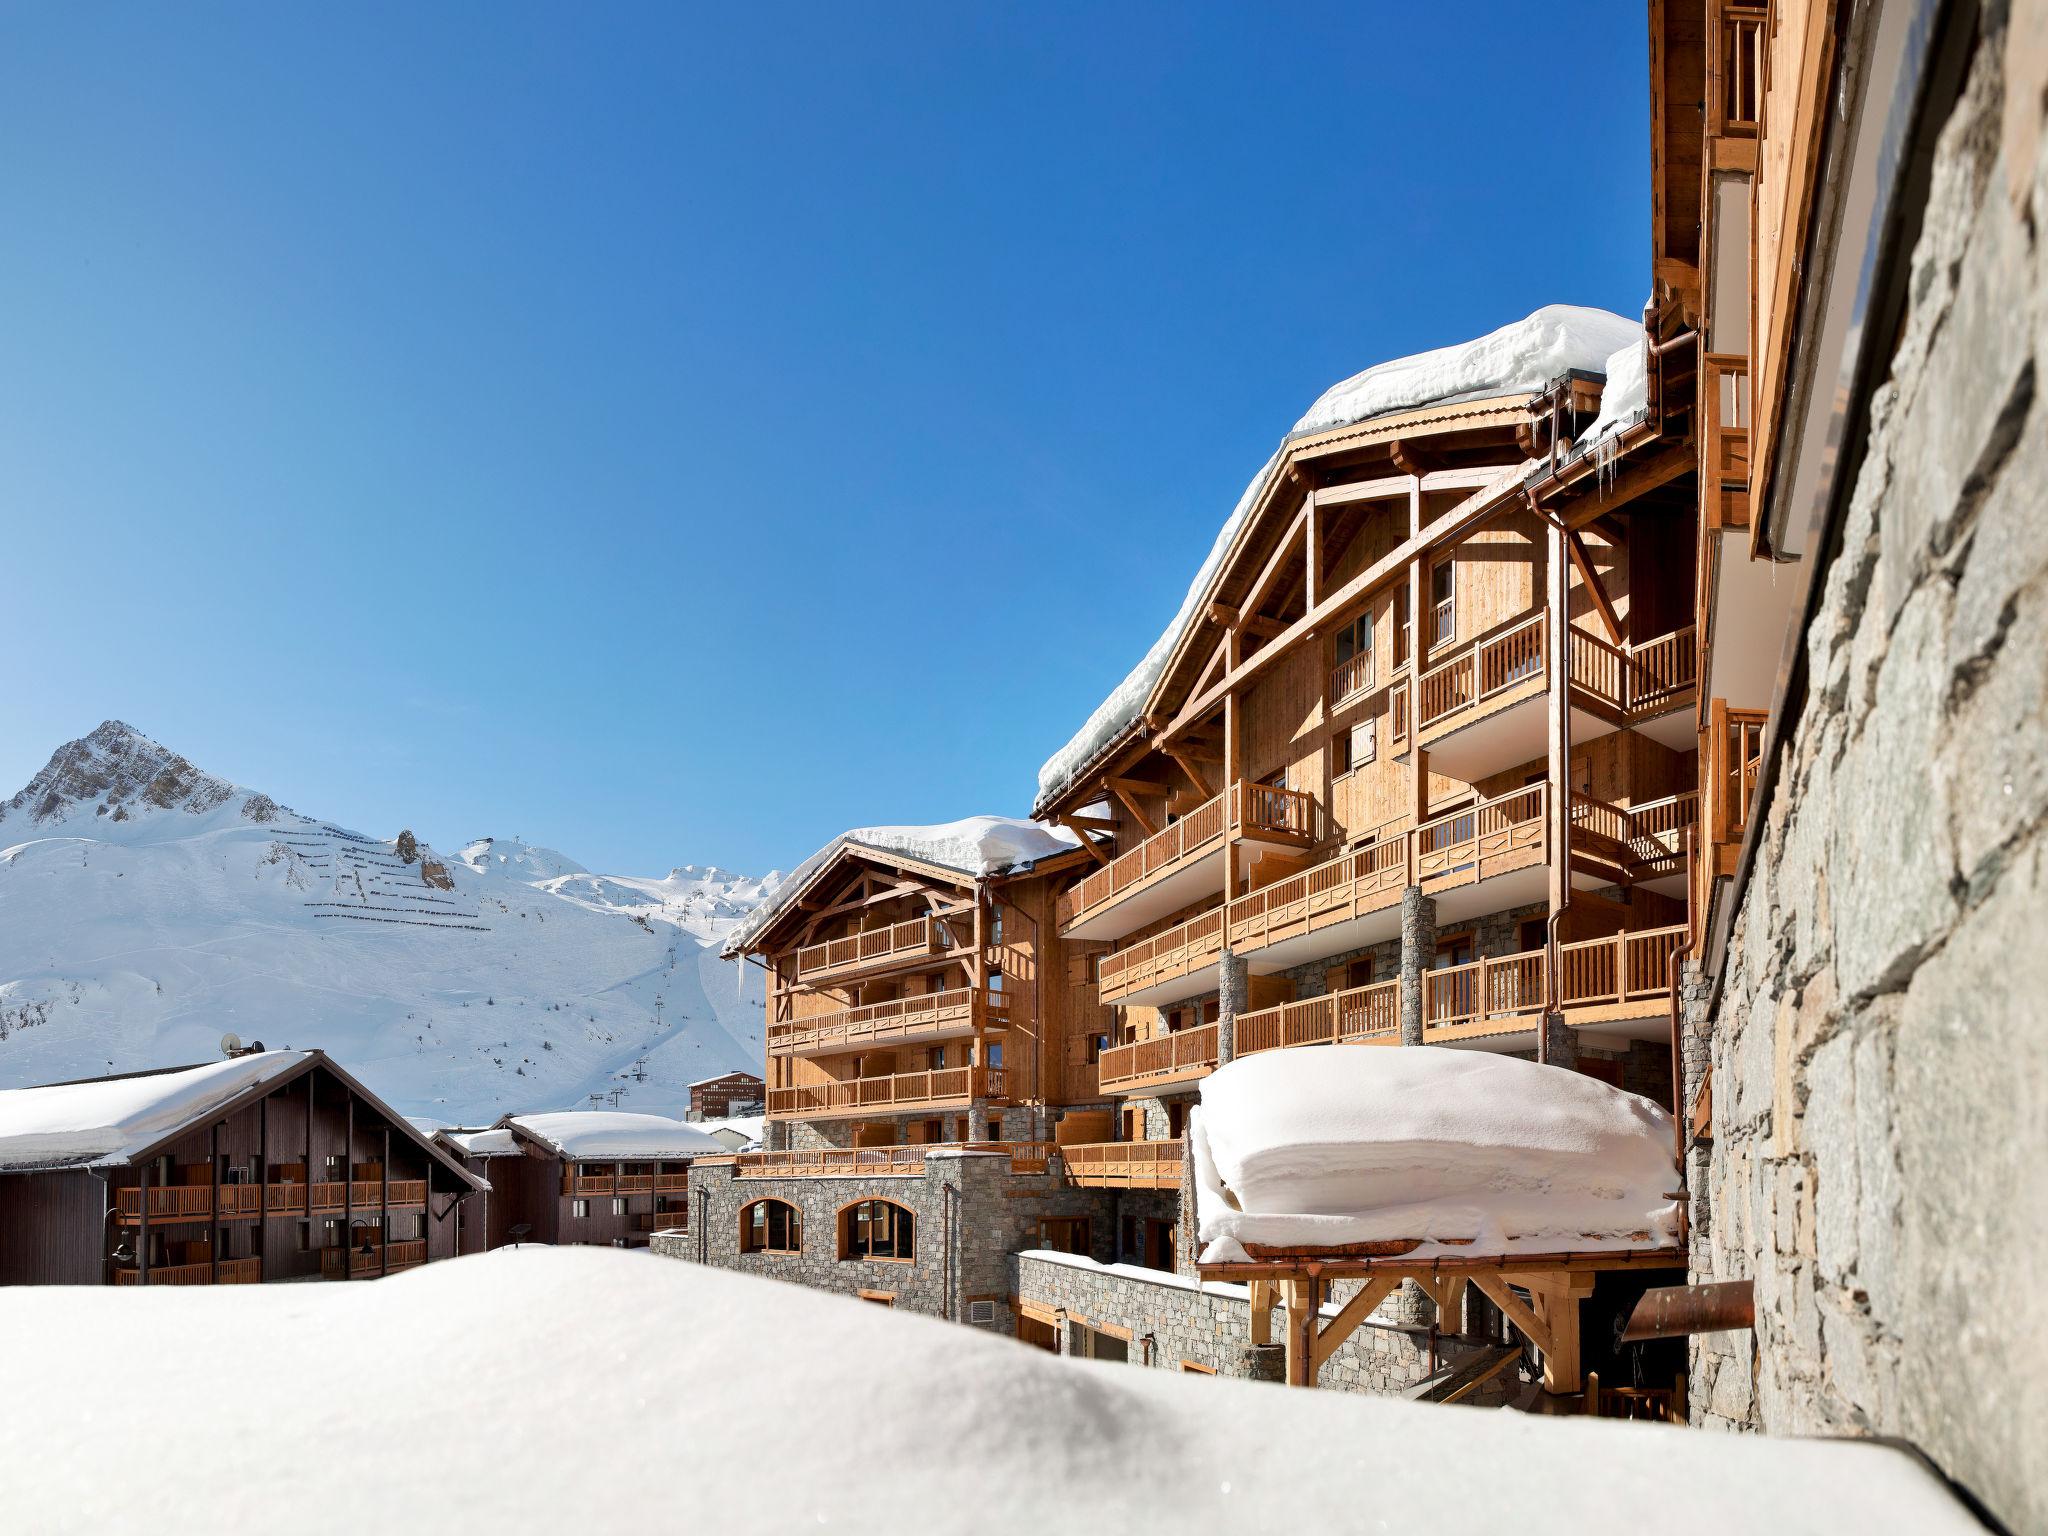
top-left (795, 915), bottom-right (950, 981)
top-left (767, 1063), bottom-right (994, 1117)
top-left (1098, 1021), bottom-right (1220, 1089)
top-left (770, 986), bottom-right (987, 1053)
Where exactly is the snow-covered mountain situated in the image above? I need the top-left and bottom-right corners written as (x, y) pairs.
top-left (0, 722), bottom-right (780, 1122)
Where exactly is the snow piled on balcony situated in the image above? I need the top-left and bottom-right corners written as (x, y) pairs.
top-left (0, 1246), bottom-right (1986, 1533)
top-left (507, 1110), bottom-right (725, 1160)
top-left (0, 1050), bottom-right (312, 1171)
top-left (720, 815), bottom-right (1077, 957)
top-left (1191, 1047), bottom-right (1679, 1264)
top-left (1034, 305), bottom-right (1642, 814)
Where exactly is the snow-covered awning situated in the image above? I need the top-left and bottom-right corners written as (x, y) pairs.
top-left (506, 1111), bottom-right (725, 1161)
top-left (1192, 1046), bottom-right (1679, 1265)
top-left (1033, 305), bottom-right (1642, 815)
top-left (721, 815), bottom-right (1078, 957)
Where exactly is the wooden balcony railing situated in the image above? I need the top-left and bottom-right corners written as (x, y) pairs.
top-left (1062, 1140), bottom-right (1183, 1190)
top-left (1423, 950), bottom-right (1547, 1030)
top-left (1416, 611), bottom-right (1546, 731)
top-left (1570, 790), bottom-right (1698, 878)
top-left (1430, 596), bottom-right (1457, 651)
top-left (1235, 978), bottom-right (1400, 1056)
top-left (1703, 354), bottom-right (1753, 530)
top-left (1329, 649), bottom-right (1375, 707)
top-left (320, 1240), bottom-right (427, 1280)
top-left (796, 916), bottom-right (952, 984)
top-left (1557, 926), bottom-right (1686, 1014)
top-left (735, 1140), bottom-right (1052, 1178)
top-left (1096, 908), bottom-right (1225, 1006)
top-left (113, 1257), bottom-right (263, 1287)
top-left (654, 1172), bottom-right (690, 1194)
top-left (1098, 1023), bottom-right (1219, 1093)
top-left (1413, 784), bottom-right (1546, 883)
top-left (1568, 626), bottom-right (1698, 715)
top-left (767, 1064), bottom-right (1000, 1119)
top-left (769, 987), bottom-right (986, 1056)
top-left (637, 1210), bottom-right (690, 1232)
top-left (119, 1179), bottom-right (426, 1222)
top-left (1707, 705), bottom-right (1768, 846)
top-left (1225, 823), bottom-right (1408, 953)
top-left (1055, 782), bottom-right (1316, 931)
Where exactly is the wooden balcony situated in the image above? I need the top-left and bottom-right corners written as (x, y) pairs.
top-left (735, 1141), bottom-right (1051, 1177)
top-left (1096, 909), bottom-right (1224, 1008)
top-left (1702, 353), bottom-right (1751, 531)
top-left (1422, 950), bottom-right (1548, 1041)
top-left (654, 1171), bottom-right (690, 1193)
top-left (1706, 703), bottom-right (1767, 854)
top-left (117, 1179), bottom-right (427, 1223)
top-left (1097, 1023), bottom-right (1219, 1094)
top-left (1564, 624), bottom-right (1699, 719)
top-left (767, 1064), bottom-right (1004, 1120)
top-left (637, 1210), bottom-right (690, 1233)
top-left (1411, 783), bottom-right (1548, 891)
top-left (112, 1257), bottom-right (261, 1286)
top-left (1056, 781), bottom-right (1318, 942)
top-left (1062, 1140), bottom-right (1183, 1190)
top-left (1569, 790), bottom-right (1698, 887)
top-left (320, 1240), bottom-right (426, 1280)
top-left (768, 987), bottom-right (997, 1058)
top-left (795, 916), bottom-right (954, 986)
top-left (1416, 610), bottom-right (1547, 734)
top-left (1225, 823), bottom-right (1409, 960)
top-left (1558, 926), bottom-right (1687, 1022)
top-left (1234, 979), bottom-right (1400, 1056)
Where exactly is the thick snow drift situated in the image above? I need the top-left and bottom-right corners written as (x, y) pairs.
top-left (508, 1110), bottom-right (725, 1160)
top-left (1035, 306), bottom-right (1641, 811)
top-left (722, 814), bottom-right (1077, 956)
top-left (0, 1247), bottom-right (1981, 1534)
top-left (1577, 334), bottom-right (1650, 452)
top-left (439, 1126), bottom-right (520, 1159)
top-left (0, 1050), bottom-right (311, 1171)
top-left (1192, 1047), bottom-right (1679, 1263)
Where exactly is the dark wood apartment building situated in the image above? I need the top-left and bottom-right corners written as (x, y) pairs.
top-left (688, 1072), bottom-right (764, 1120)
top-left (0, 1049), bottom-right (483, 1286)
top-left (435, 1111), bottom-right (722, 1250)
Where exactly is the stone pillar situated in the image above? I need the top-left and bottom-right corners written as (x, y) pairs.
top-left (967, 1103), bottom-right (990, 1142)
top-left (1542, 1014), bottom-right (1579, 1069)
top-left (1216, 948), bottom-right (1247, 1064)
top-left (763, 1118), bottom-right (790, 1153)
top-left (1398, 886), bottom-right (1437, 1046)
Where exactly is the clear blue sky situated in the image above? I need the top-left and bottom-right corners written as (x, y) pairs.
top-left (0, 4), bottom-right (1648, 877)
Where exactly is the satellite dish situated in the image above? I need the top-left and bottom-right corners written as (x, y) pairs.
top-left (220, 1031), bottom-right (243, 1058)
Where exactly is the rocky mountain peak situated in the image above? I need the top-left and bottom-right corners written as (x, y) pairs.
top-left (0, 720), bottom-right (267, 828)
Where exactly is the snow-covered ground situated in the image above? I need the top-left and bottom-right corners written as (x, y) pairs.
top-left (0, 722), bottom-right (780, 1121)
top-left (0, 1247), bottom-right (1980, 1534)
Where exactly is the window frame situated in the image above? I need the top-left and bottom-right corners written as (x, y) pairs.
top-left (838, 1198), bottom-right (916, 1263)
top-left (739, 1197), bottom-right (803, 1256)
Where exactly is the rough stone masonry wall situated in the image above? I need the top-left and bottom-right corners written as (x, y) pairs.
top-left (1690, 26), bottom-right (2047, 1534)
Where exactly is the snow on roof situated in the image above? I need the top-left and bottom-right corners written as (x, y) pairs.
top-left (440, 1127), bottom-right (521, 1159)
top-left (693, 1116), bottom-right (767, 1150)
top-left (0, 1051), bottom-right (314, 1172)
top-left (686, 1071), bottom-right (763, 1087)
top-left (721, 814), bottom-right (1078, 957)
top-left (507, 1111), bottom-right (724, 1160)
top-left (0, 1247), bottom-right (1984, 1533)
top-left (1035, 305), bottom-right (1641, 812)
top-left (1191, 1047), bottom-right (1679, 1264)
top-left (1575, 333), bottom-right (1650, 456)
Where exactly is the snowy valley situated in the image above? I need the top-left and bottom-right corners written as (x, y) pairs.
top-left (0, 721), bottom-right (780, 1122)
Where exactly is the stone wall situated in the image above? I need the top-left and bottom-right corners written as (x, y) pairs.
top-left (1690, 26), bottom-right (2047, 1534)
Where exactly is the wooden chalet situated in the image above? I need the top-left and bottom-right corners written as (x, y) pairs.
top-left (730, 831), bottom-right (1115, 1158)
top-left (688, 1071), bottom-right (764, 1120)
top-left (435, 1111), bottom-right (720, 1250)
top-left (0, 1049), bottom-right (483, 1286)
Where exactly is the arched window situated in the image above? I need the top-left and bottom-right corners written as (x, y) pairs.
top-left (839, 1199), bottom-right (915, 1261)
top-left (739, 1199), bottom-right (801, 1255)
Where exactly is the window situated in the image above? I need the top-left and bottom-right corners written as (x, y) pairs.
top-left (1039, 1217), bottom-right (1090, 1255)
top-left (1430, 559), bottom-right (1456, 648)
top-left (741, 1199), bottom-right (802, 1255)
top-left (1393, 586), bottom-right (1411, 666)
top-left (1434, 933), bottom-right (1475, 969)
top-left (984, 1040), bottom-right (1003, 1069)
top-left (1084, 1032), bottom-right (1110, 1065)
top-left (1334, 719), bottom-right (1376, 776)
top-left (985, 1115), bottom-right (1003, 1142)
top-left (611, 1198), bottom-right (627, 1217)
top-left (840, 1199), bottom-right (915, 1261)
top-left (571, 1199), bottom-right (589, 1219)
top-left (1333, 612), bottom-right (1374, 696)
top-left (1070, 1325), bottom-right (1128, 1362)
top-left (1166, 1101), bottom-right (1190, 1139)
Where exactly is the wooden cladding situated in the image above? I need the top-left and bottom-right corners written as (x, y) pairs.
top-left (1062, 1140), bottom-right (1184, 1190)
top-left (1236, 980), bottom-right (1399, 1056)
top-left (768, 987), bottom-right (999, 1057)
top-left (795, 916), bottom-right (951, 985)
top-left (766, 1064), bottom-right (1004, 1119)
top-left (115, 1179), bottom-right (426, 1223)
top-left (1055, 781), bottom-right (1317, 932)
top-left (1098, 1023), bottom-right (1220, 1093)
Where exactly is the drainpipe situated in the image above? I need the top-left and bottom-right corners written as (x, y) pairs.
top-left (1540, 497), bottom-right (1573, 1065)
top-left (89, 1169), bottom-right (112, 1287)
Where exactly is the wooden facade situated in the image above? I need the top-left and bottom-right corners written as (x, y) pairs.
top-left (688, 1072), bottom-right (765, 1119)
top-left (0, 1051), bottom-right (482, 1287)
top-left (435, 1117), bottom-right (703, 1251)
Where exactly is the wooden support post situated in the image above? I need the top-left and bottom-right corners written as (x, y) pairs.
top-left (1248, 1279), bottom-right (1274, 1347)
top-left (1565, 530), bottom-right (1625, 645)
top-left (209, 1120), bottom-right (221, 1285)
top-left (1310, 1275), bottom-right (1401, 1373)
top-left (259, 1094), bottom-right (270, 1283)
top-left (1522, 1272), bottom-right (1595, 1393)
top-left (1467, 1274), bottom-right (1555, 1368)
top-left (380, 1127), bottom-right (390, 1278)
top-left (138, 1163), bottom-right (150, 1287)
top-left (1284, 1276), bottom-right (1319, 1387)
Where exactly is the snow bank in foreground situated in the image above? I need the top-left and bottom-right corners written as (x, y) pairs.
top-left (722, 815), bottom-right (1077, 956)
top-left (0, 1050), bottom-right (311, 1171)
top-left (0, 1248), bottom-right (1978, 1534)
top-left (508, 1111), bottom-right (726, 1160)
top-left (1193, 1048), bottom-right (1678, 1263)
top-left (1034, 305), bottom-right (1642, 811)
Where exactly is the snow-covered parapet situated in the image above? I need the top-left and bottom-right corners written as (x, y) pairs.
top-left (0, 1051), bottom-right (313, 1171)
top-left (508, 1110), bottom-right (725, 1160)
top-left (1034, 305), bottom-right (1641, 812)
top-left (720, 815), bottom-right (1077, 957)
top-left (1191, 1047), bottom-right (1678, 1264)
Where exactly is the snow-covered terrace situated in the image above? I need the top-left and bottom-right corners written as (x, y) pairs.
top-left (0, 1247), bottom-right (1984, 1533)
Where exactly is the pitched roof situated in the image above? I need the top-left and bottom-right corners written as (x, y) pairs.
top-left (503, 1111), bottom-right (725, 1161)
